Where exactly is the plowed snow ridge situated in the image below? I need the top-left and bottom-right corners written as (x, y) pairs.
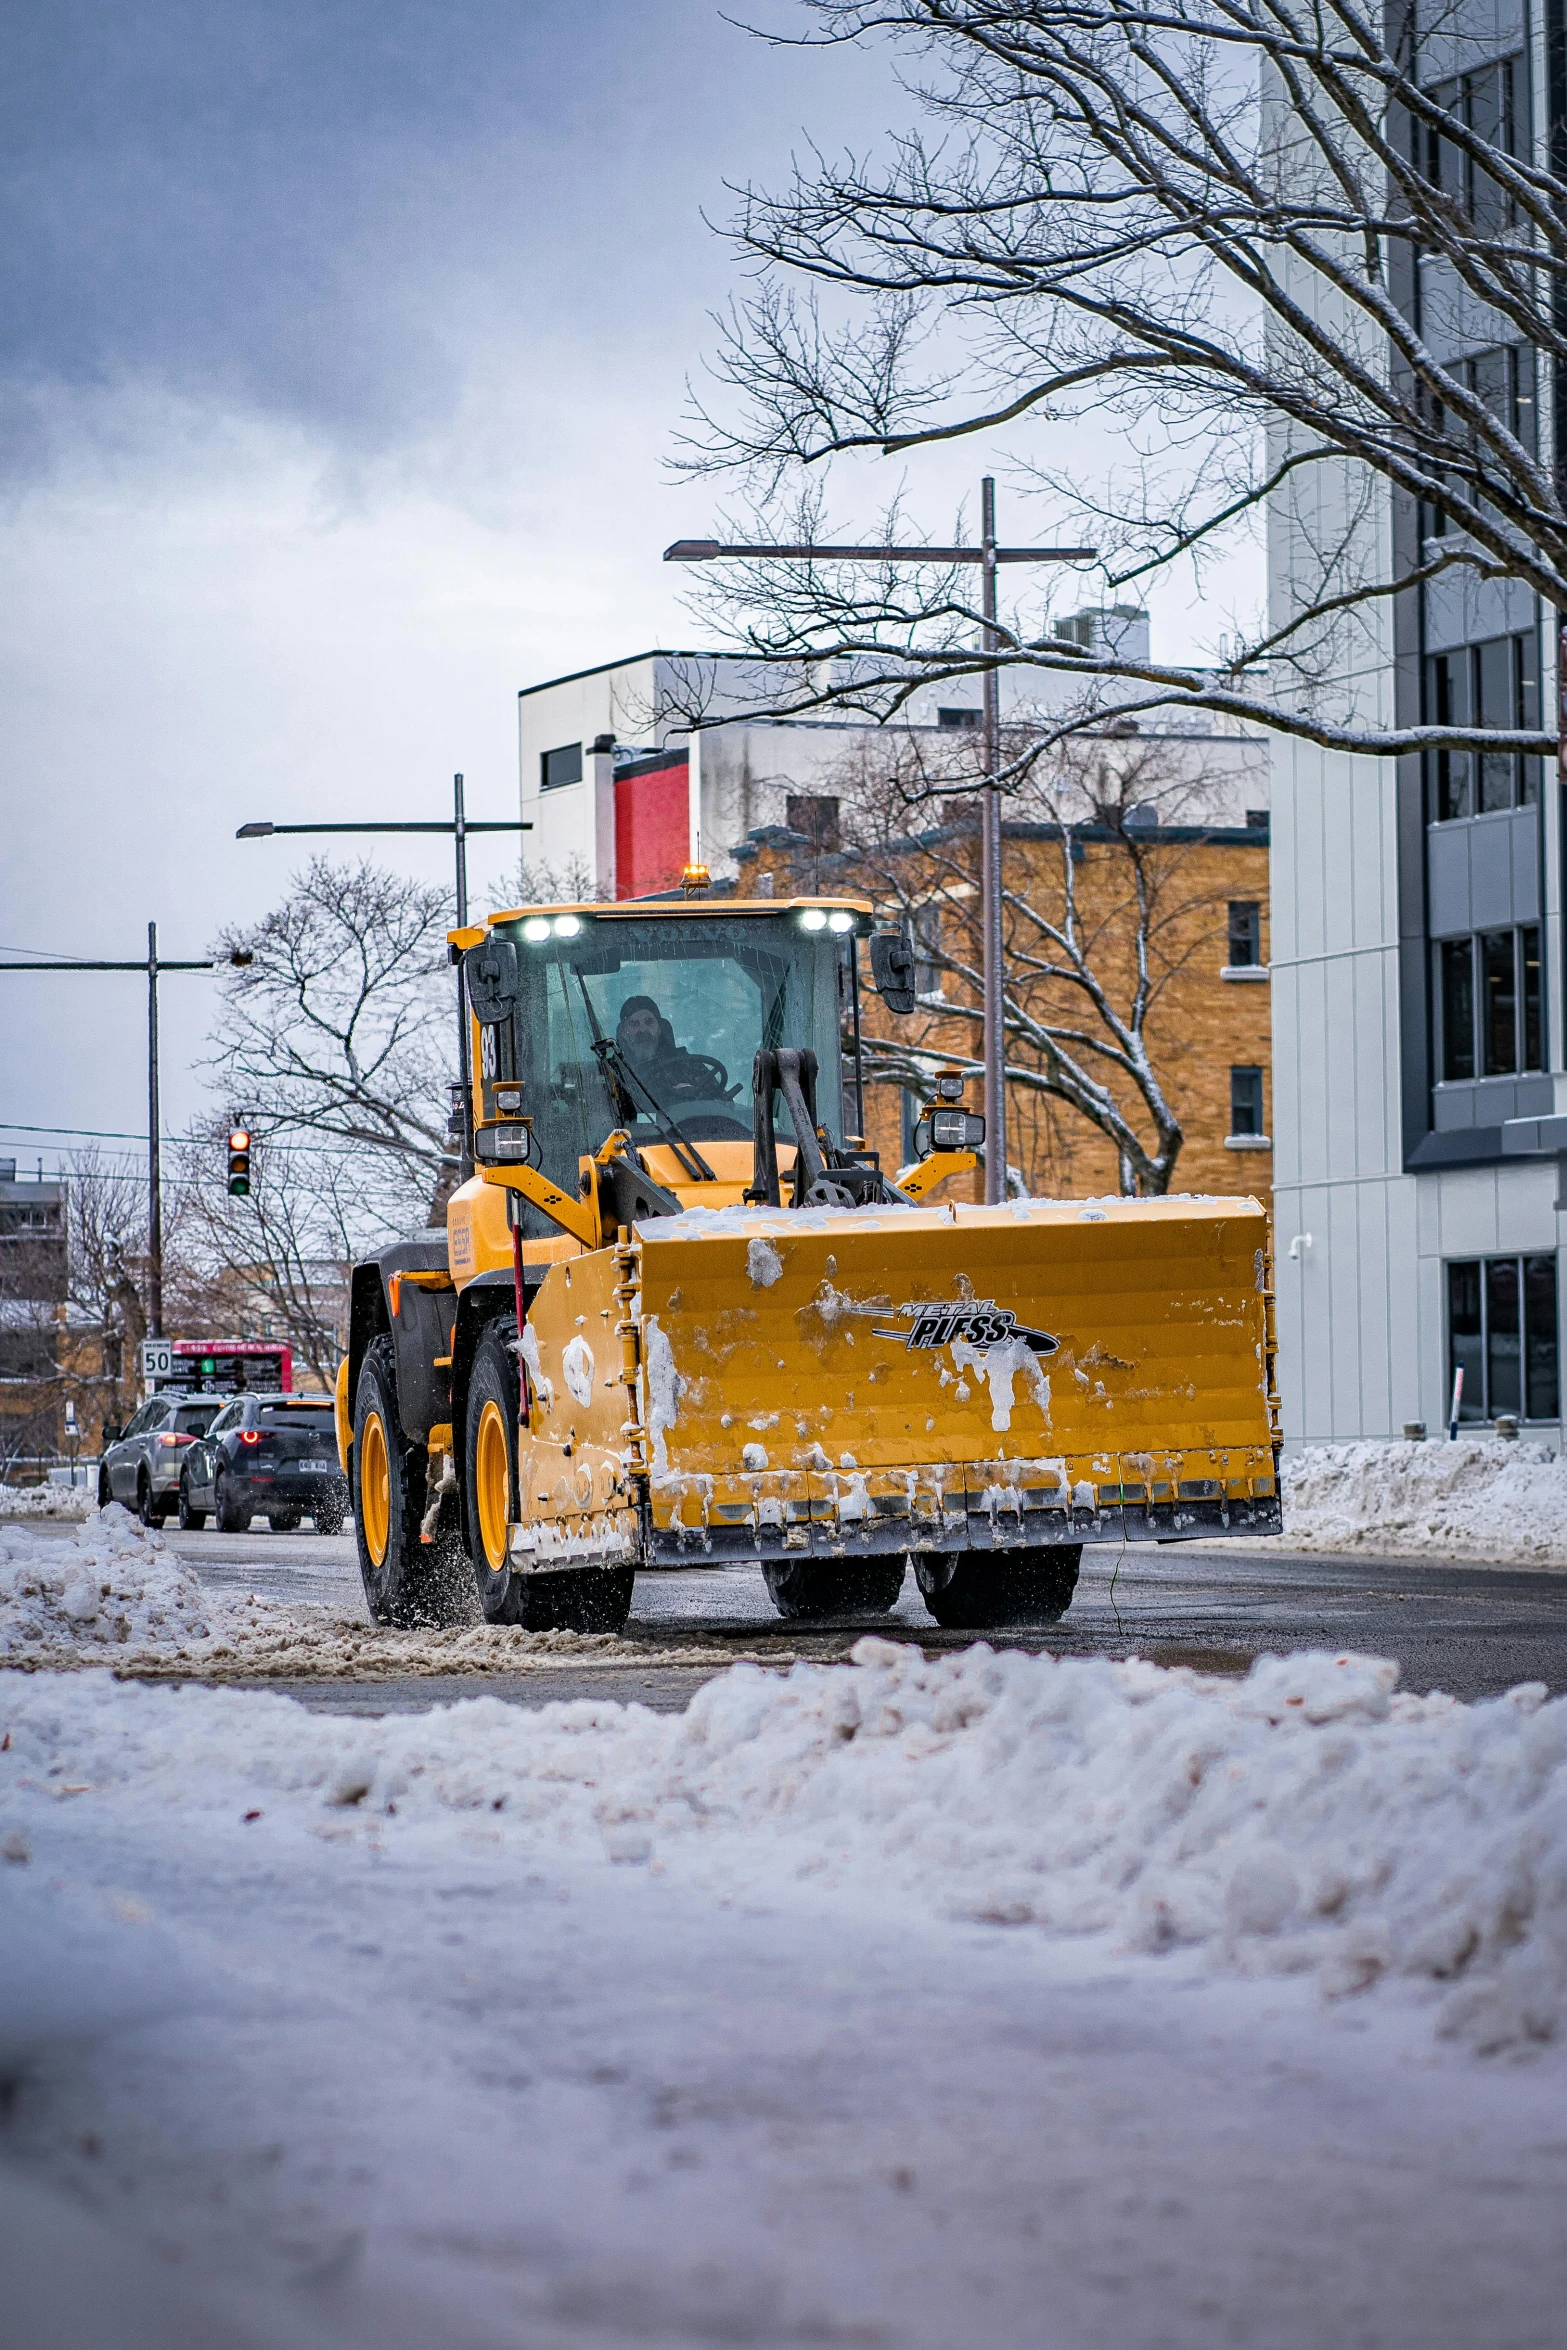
top-left (1282, 1439), bottom-right (1567, 1563)
top-left (2, 1641), bottom-right (1563, 2053)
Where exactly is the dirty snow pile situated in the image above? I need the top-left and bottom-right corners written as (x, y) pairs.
top-left (5, 1639), bottom-right (1565, 2052)
top-left (0, 1481), bottom-right (93, 1522)
top-left (1283, 1439), bottom-right (1567, 1564)
top-left (0, 1506), bottom-right (213, 1656)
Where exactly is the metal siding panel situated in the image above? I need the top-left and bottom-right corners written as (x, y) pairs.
top-left (1426, 826), bottom-right (1471, 936)
top-left (1469, 816), bottom-right (1516, 930)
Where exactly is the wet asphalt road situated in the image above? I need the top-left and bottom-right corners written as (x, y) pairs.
top-left (29, 1518), bottom-right (1567, 1713)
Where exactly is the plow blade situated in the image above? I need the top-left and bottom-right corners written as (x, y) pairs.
top-left (634, 1195), bottom-right (1281, 1564)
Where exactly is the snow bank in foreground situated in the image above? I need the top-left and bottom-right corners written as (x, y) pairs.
top-left (1283, 1439), bottom-right (1567, 1564)
top-left (4, 1642), bottom-right (1564, 2052)
top-left (0, 1506), bottom-right (212, 1655)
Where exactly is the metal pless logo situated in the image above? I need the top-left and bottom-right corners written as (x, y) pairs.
top-left (873, 1300), bottom-right (1059, 1354)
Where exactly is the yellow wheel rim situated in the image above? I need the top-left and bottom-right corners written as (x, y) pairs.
top-left (475, 1398), bottom-right (512, 1573)
top-left (360, 1410), bottom-right (390, 1568)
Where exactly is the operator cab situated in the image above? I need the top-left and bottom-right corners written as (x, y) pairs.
top-left (466, 900), bottom-right (872, 1216)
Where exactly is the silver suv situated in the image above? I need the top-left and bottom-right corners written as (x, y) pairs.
top-left (98, 1393), bottom-right (227, 1526)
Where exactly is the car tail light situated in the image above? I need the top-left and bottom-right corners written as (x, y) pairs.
top-left (239, 1429), bottom-right (261, 1446)
top-left (157, 1432), bottom-right (193, 1447)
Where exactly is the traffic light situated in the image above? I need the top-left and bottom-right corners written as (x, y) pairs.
top-left (227, 1126), bottom-right (252, 1197)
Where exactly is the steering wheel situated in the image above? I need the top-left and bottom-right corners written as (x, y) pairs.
top-left (665, 1052), bottom-right (733, 1100)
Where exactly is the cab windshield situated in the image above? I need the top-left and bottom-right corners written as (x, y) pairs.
top-left (485, 910), bottom-right (851, 1195)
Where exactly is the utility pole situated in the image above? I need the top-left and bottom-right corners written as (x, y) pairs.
top-left (979, 480), bottom-right (1005, 1198)
top-left (665, 498), bottom-right (1096, 1202)
top-left (237, 774), bottom-right (529, 1179)
top-left (0, 937), bottom-right (249, 1336)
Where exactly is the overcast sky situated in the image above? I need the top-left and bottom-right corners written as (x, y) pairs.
top-left (0, 1), bottom-right (1258, 1166)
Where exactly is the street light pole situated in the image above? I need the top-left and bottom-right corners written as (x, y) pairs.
top-left (0, 941), bottom-right (248, 1342)
top-left (979, 480), bottom-right (1007, 1200)
top-left (665, 497), bottom-right (1095, 1205)
top-left (147, 922), bottom-right (163, 1336)
top-left (236, 781), bottom-right (530, 1182)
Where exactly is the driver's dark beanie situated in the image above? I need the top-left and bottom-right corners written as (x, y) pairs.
top-left (618, 995), bottom-right (660, 1023)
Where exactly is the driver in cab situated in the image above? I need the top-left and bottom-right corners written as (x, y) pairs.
top-left (614, 994), bottom-right (714, 1100)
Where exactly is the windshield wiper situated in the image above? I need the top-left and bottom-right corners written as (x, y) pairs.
top-left (571, 965), bottom-right (717, 1183)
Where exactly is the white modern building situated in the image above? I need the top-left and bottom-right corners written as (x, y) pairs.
top-left (1268, 4), bottom-right (1562, 1441)
top-left (517, 624), bottom-right (1269, 898)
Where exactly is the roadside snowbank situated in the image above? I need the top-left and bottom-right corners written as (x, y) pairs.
top-left (0, 1507), bottom-right (776, 1678)
top-left (3, 1640), bottom-right (1563, 2051)
top-left (0, 1506), bottom-right (212, 1655)
top-left (1283, 1439), bottom-right (1567, 1564)
top-left (0, 1481), bottom-right (94, 1521)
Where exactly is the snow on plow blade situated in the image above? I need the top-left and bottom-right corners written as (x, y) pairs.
top-left (636, 1196), bottom-right (1281, 1564)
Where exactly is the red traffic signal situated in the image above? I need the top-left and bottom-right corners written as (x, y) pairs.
top-left (227, 1126), bottom-right (252, 1198)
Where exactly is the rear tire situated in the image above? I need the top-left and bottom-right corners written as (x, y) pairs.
top-left (762, 1558), bottom-right (907, 1620)
top-left (463, 1321), bottom-right (634, 1634)
top-left (915, 1544), bottom-right (1081, 1630)
top-left (354, 1333), bottom-right (472, 1628)
top-left (97, 1467), bottom-right (111, 1509)
top-left (268, 1511), bottom-right (303, 1533)
top-left (177, 1480), bottom-right (207, 1531)
top-left (214, 1473), bottom-right (249, 1534)
top-left (136, 1470), bottom-right (168, 1530)
top-left (313, 1496), bottom-right (346, 1535)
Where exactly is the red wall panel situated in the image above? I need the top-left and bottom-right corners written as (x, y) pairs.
top-left (614, 760), bottom-right (689, 899)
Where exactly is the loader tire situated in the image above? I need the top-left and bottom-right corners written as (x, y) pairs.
top-left (464, 1321), bottom-right (634, 1633)
top-left (915, 1544), bottom-right (1080, 1630)
top-left (762, 1557), bottom-right (907, 1621)
top-left (354, 1334), bottom-right (470, 1628)
top-left (505, 1565), bottom-right (635, 1634)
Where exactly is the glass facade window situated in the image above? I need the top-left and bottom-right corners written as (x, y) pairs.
top-left (1229, 1066), bottom-right (1264, 1136)
top-left (1426, 633), bottom-right (1540, 817)
top-left (1480, 928), bottom-right (1518, 1073)
top-left (1447, 1254), bottom-right (1559, 1422)
top-left (1437, 927), bottom-right (1543, 1081)
top-left (1439, 937), bottom-right (1476, 1079)
top-left (1227, 901), bottom-right (1261, 966)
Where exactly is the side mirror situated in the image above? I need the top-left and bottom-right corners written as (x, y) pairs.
top-left (868, 931), bottom-right (918, 1015)
top-left (101, 1425), bottom-right (121, 1446)
top-left (464, 939), bottom-right (519, 1025)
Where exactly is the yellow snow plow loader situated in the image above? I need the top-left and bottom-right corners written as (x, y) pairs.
top-left (336, 895), bottom-right (1281, 1635)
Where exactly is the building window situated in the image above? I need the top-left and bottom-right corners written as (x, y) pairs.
top-left (1426, 632), bottom-right (1540, 818)
top-left (540, 742), bottom-right (583, 792)
top-left (1437, 926), bottom-right (1541, 1081)
top-left (785, 794), bottom-right (841, 851)
top-left (1227, 901), bottom-right (1261, 967)
top-left (1229, 1066), bottom-right (1264, 1136)
top-left (936, 707), bottom-right (982, 730)
top-left (1447, 1254), bottom-right (1558, 1422)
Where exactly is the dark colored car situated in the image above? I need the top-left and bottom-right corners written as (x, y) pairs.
top-left (98, 1394), bottom-right (227, 1525)
top-left (179, 1392), bottom-right (349, 1534)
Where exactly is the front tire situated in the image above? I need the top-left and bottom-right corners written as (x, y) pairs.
top-left (762, 1558), bottom-right (907, 1620)
top-left (463, 1321), bottom-right (635, 1634)
top-left (97, 1467), bottom-right (111, 1509)
top-left (354, 1333), bottom-right (470, 1627)
top-left (136, 1470), bottom-right (168, 1529)
top-left (915, 1544), bottom-right (1081, 1630)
